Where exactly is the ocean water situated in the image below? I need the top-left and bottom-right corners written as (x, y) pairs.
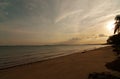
top-left (0, 45), bottom-right (106, 69)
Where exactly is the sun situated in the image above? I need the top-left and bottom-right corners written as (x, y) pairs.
top-left (106, 20), bottom-right (115, 31)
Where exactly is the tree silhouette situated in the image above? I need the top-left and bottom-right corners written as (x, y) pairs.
top-left (114, 15), bottom-right (120, 34)
top-left (107, 33), bottom-right (120, 45)
top-left (107, 15), bottom-right (120, 45)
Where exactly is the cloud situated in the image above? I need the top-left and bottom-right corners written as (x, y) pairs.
top-left (0, 0), bottom-right (120, 45)
top-left (0, 2), bottom-right (10, 6)
top-left (59, 35), bottom-right (108, 45)
top-left (70, 37), bottom-right (82, 41)
top-left (0, 2), bottom-right (11, 22)
top-left (55, 10), bottom-right (82, 23)
top-left (98, 34), bottom-right (108, 37)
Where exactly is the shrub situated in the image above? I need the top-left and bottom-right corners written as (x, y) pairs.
top-left (107, 33), bottom-right (120, 45)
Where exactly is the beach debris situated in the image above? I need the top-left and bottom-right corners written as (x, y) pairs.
top-left (81, 50), bottom-right (87, 53)
top-left (81, 51), bottom-right (86, 53)
top-left (88, 72), bottom-right (120, 79)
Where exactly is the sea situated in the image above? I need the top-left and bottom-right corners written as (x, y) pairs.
top-left (0, 44), bottom-right (107, 69)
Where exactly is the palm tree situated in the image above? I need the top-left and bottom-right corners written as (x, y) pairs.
top-left (107, 15), bottom-right (120, 45)
top-left (114, 15), bottom-right (120, 34)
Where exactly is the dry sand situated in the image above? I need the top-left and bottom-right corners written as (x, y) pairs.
top-left (0, 46), bottom-right (116, 79)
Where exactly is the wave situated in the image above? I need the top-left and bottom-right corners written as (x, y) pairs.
top-left (0, 45), bottom-right (107, 69)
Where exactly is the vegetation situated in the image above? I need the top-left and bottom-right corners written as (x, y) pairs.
top-left (107, 15), bottom-right (120, 45)
top-left (107, 33), bottom-right (120, 45)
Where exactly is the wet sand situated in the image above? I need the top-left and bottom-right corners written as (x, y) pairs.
top-left (0, 46), bottom-right (116, 79)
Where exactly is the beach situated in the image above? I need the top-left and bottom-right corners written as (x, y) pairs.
top-left (0, 46), bottom-right (117, 79)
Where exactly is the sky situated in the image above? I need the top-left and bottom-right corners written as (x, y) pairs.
top-left (0, 0), bottom-right (120, 45)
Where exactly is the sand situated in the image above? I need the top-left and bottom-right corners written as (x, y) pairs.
top-left (0, 46), bottom-right (116, 79)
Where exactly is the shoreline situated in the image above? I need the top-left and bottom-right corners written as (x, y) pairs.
top-left (0, 46), bottom-right (116, 79)
top-left (0, 45), bottom-right (107, 70)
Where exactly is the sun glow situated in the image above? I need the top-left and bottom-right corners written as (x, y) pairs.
top-left (106, 20), bottom-right (115, 32)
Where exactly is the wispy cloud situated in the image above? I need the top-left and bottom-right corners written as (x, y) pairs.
top-left (55, 10), bottom-right (82, 23)
top-left (0, 0), bottom-right (120, 45)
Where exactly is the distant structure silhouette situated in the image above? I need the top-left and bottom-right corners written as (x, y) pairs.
top-left (114, 15), bottom-right (120, 34)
